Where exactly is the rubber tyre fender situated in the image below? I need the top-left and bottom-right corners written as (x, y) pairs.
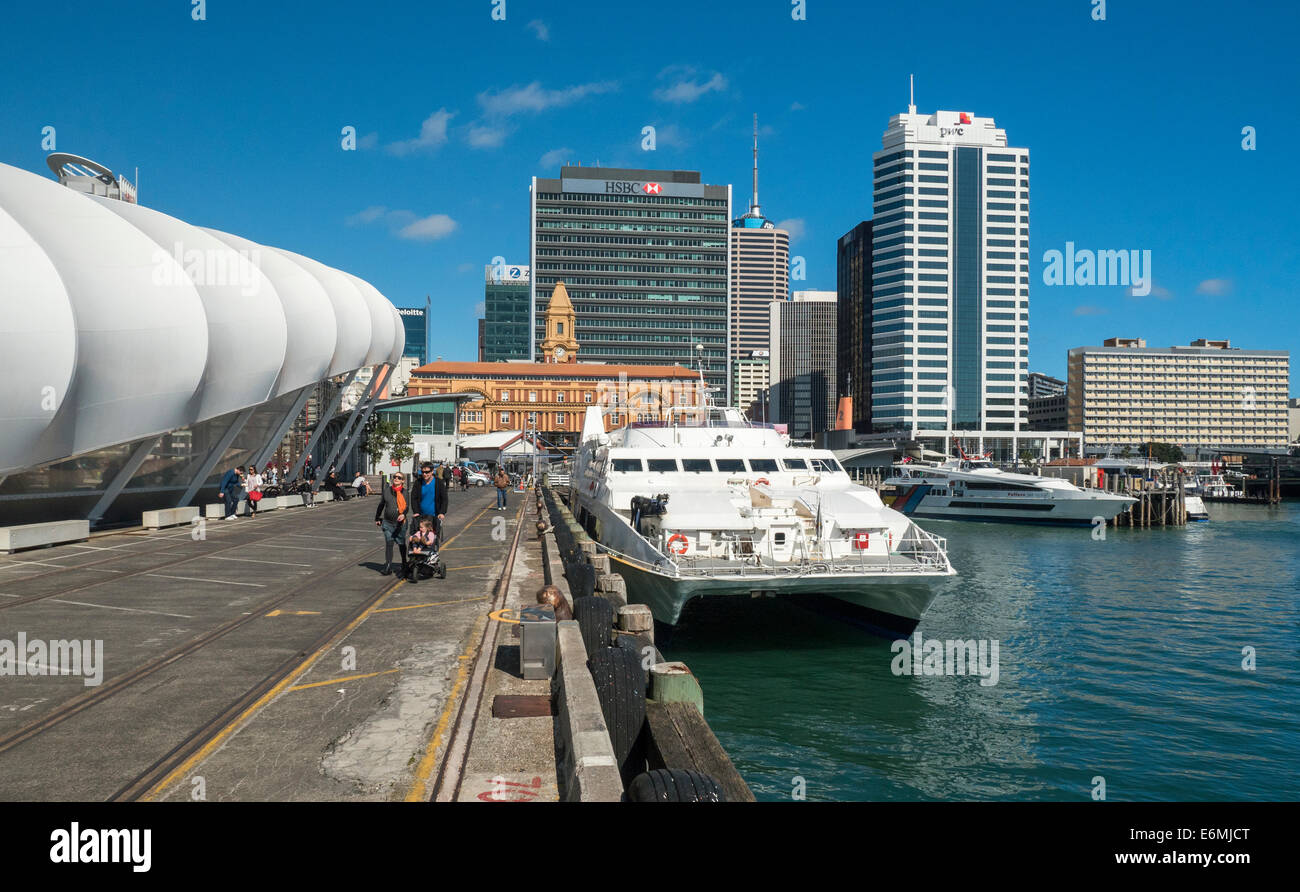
top-left (568, 562), bottom-right (597, 599)
top-left (615, 632), bottom-right (658, 688)
top-left (572, 595), bottom-right (614, 656)
top-left (625, 769), bottom-right (724, 803)
top-left (588, 645), bottom-right (647, 784)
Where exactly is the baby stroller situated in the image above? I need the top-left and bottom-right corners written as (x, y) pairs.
top-left (405, 521), bottom-right (446, 582)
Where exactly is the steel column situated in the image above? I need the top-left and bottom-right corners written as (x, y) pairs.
top-left (325, 365), bottom-right (394, 473)
top-left (87, 435), bottom-right (162, 527)
top-left (252, 385), bottom-right (315, 472)
top-left (175, 408), bottom-right (256, 508)
top-left (289, 369), bottom-right (358, 481)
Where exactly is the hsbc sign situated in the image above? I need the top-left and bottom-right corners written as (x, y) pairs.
top-left (561, 177), bottom-right (705, 198)
top-left (602, 180), bottom-right (661, 194)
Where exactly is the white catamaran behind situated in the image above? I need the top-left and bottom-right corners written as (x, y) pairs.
top-left (565, 404), bottom-right (955, 635)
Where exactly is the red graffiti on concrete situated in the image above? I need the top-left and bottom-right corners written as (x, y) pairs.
top-left (476, 775), bottom-right (543, 802)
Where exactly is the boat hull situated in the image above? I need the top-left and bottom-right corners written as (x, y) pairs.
top-left (889, 483), bottom-right (1133, 526)
top-left (579, 488), bottom-right (950, 633)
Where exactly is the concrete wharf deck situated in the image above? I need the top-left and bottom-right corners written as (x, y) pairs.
top-left (0, 487), bottom-right (546, 801)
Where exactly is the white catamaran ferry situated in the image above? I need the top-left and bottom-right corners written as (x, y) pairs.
top-left (883, 455), bottom-right (1136, 525)
top-left (566, 404), bottom-right (955, 635)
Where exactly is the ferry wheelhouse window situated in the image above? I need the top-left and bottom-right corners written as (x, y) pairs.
top-left (682, 459), bottom-right (712, 473)
top-left (811, 458), bottom-right (843, 473)
top-left (647, 459), bottom-right (679, 472)
top-left (612, 459), bottom-right (644, 472)
top-left (782, 458), bottom-right (810, 470)
top-left (748, 458), bottom-right (779, 472)
top-left (715, 458), bottom-right (745, 473)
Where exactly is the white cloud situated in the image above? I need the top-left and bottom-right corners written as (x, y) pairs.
top-left (654, 124), bottom-right (689, 148)
top-left (776, 218), bottom-right (806, 241)
top-left (358, 131), bottom-right (379, 150)
top-left (1196, 278), bottom-right (1232, 296)
top-left (477, 80), bottom-right (617, 118)
top-left (474, 301), bottom-right (486, 315)
top-left (386, 109), bottom-right (454, 156)
top-left (790, 101), bottom-right (805, 111)
top-left (465, 81), bottom-right (617, 150)
top-left (539, 147), bottom-right (572, 168)
top-left (1073, 304), bottom-right (1108, 316)
top-left (349, 207), bottom-right (458, 242)
top-left (397, 214), bottom-right (458, 241)
top-left (1127, 282), bottom-right (1172, 300)
top-left (654, 70), bottom-right (727, 103)
top-left (348, 205), bottom-right (388, 225)
top-left (457, 262), bottom-right (475, 273)
top-left (527, 19), bottom-right (549, 41)
top-left (467, 124), bottom-right (508, 148)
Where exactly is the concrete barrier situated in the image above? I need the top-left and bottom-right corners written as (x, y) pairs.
top-left (0, 519), bottom-right (90, 553)
top-left (552, 621), bottom-right (624, 802)
top-left (142, 507), bottom-right (200, 531)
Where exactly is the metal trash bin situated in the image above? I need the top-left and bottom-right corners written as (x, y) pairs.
top-left (518, 605), bottom-right (557, 680)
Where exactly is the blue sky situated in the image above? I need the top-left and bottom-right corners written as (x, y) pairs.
top-left (2, 0), bottom-right (1296, 390)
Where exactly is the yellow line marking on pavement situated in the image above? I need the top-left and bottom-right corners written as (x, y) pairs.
top-left (288, 668), bottom-right (400, 692)
top-left (373, 596), bottom-right (490, 614)
top-left (488, 608), bottom-right (520, 624)
top-left (405, 614), bottom-right (486, 802)
top-left (142, 578), bottom-right (408, 801)
top-left (435, 505), bottom-right (492, 550)
top-left (146, 505), bottom-right (494, 802)
top-left (443, 563), bottom-right (494, 572)
top-left (265, 609), bottom-right (322, 617)
top-left (439, 545), bottom-right (504, 552)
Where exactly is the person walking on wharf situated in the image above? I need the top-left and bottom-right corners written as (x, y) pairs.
top-left (375, 472), bottom-right (411, 576)
top-left (218, 465), bottom-right (244, 520)
top-left (244, 465), bottom-right (263, 517)
top-left (301, 456), bottom-right (318, 507)
top-left (410, 460), bottom-right (448, 555)
top-left (493, 467), bottom-right (510, 511)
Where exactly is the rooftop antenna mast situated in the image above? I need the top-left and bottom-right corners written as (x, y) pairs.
top-left (908, 74), bottom-right (917, 115)
top-left (750, 113), bottom-right (761, 217)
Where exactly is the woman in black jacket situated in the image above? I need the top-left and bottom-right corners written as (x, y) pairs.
top-left (374, 472), bottom-right (411, 576)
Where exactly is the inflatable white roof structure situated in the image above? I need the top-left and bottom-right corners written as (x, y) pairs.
top-left (0, 160), bottom-right (403, 476)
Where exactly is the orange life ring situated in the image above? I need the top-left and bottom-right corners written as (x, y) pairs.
top-left (666, 533), bottom-right (689, 556)
top-left (754, 477), bottom-right (771, 487)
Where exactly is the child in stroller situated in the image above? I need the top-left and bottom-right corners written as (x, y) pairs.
top-left (405, 516), bottom-right (445, 583)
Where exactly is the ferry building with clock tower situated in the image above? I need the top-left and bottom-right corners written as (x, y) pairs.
top-left (407, 282), bottom-right (701, 453)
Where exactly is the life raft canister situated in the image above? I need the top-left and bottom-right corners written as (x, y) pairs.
top-left (853, 531), bottom-right (869, 550)
top-left (754, 477), bottom-right (771, 487)
top-left (667, 533), bottom-right (689, 556)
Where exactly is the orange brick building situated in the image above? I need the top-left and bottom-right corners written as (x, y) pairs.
top-left (408, 283), bottom-right (703, 451)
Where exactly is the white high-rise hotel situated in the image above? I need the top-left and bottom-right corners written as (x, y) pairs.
top-left (871, 106), bottom-right (1031, 442)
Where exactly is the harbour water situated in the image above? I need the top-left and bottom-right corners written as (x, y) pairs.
top-left (669, 500), bottom-right (1300, 801)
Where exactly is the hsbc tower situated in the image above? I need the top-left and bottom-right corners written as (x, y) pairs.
top-left (871, 108), bottom-right (1031, 445)
top-left (529, 165), bottom-right (731, 398)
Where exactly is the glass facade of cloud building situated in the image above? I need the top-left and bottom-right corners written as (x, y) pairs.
top-left (871, 109), bottom-right (1030, 434)
top-left (530, 166), bottom-right (731, 397)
